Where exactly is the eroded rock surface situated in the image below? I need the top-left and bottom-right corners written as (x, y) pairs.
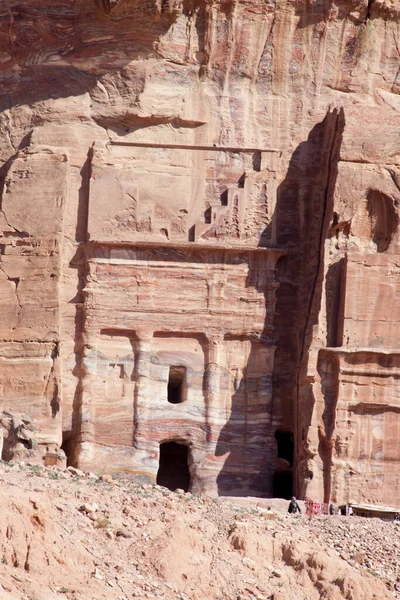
top-left (0, 0), bottom-right (399, 503)
top-left (0, 462), bottom-right (395, 600)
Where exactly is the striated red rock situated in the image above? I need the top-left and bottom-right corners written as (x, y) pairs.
top-left (0, 0), bottom-right (399, 503)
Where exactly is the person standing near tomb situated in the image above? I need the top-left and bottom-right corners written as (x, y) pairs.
top-left (288, 496), bottom-right (301, 514)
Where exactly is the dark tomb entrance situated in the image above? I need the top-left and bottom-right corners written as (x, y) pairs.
top-left (273, 471), bottom-right (293, 500)
top-left (61, 431), bottom-right (74, 467)
top-left (273, 430), bottom-right (294, 499)
top-left (275, 430), bottom-right (294, 466)
top-left (156, 441), bottom-right (191, 492)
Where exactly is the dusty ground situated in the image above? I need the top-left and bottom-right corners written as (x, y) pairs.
top-left (0, 462), bottom-right (397, 600)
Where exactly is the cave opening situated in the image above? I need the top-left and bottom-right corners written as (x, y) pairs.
top-left (61, 431), bottom-right (73, 467)
top-left (167, 367), bottom-right (186, 404)
top-left (273, 471), bottom-right (293, 500)
top-left (156, 441), bottom-right (191, 492)
top-left (275, 430), bottom-right (294, 466)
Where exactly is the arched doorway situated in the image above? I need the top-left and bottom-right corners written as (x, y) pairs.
top-left (156, 441), bottom-right (191, 492)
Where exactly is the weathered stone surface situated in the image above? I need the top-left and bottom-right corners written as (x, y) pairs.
top-left (0, 0), bottom-right (399, 502)
top-left (77, 244), bottom-right (280, 494)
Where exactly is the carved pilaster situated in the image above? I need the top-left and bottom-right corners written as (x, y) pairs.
top-left (133, 331), bottom-right (153, 443)
top-left (204, 334), bottom-right (223, 443)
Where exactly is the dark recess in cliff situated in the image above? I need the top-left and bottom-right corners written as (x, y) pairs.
top-left (271, 108), bottom-right (345, 497)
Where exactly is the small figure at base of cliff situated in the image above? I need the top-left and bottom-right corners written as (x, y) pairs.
top-left (288, 496), bottom-right (301, 514)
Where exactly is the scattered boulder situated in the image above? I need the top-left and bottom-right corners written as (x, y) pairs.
top-left (0, 411), bottom-right (38, 462)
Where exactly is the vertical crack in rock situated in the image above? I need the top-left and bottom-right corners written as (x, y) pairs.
top-left (68, 144), bottom-right (94, 464)
top-left (296, 109), bottom-right (344, 380)
top-left (0, 153), bottom-right (30, 236)
top-left (3, 0), bottom-right (15, 61)
top-left (385, 167), bottom-right (400, 193)
top-left (9, 277), bottom-right (21, 325)
top-left (42, 344), bottom-right (61, 419)
top-left (0, 267), bottom-right (21, 326)
top-left (272, 108), bottom-right (345, 497)
top-left (24, 542), bottom-right (31, 572)
top-left (295, 108), bottom-right (345, 496)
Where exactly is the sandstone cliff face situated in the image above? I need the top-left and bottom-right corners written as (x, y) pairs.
top-left (0, 0), bottom-right (399, 503)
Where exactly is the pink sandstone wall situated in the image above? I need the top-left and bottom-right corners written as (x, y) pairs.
top-left (0, 0), bottom-right (399, 502)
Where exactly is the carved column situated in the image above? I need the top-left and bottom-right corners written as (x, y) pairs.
top-left (133, 330), bottom-right (153, 445)
top-left (204, 334), bottom-right (223, 444)
top-left (74, 342), bottom-right (97, 468)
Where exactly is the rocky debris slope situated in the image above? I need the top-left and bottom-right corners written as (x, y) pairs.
top-left (304, 516), bottom-right (400, 594)
top-left (0, 462), bottom-right (396, 600)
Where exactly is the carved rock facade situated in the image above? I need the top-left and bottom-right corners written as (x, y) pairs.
top-left (0, 0), bottom-right (399, 502)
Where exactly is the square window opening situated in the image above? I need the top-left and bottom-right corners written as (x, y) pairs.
top-left (167, 366), bottom-right (187, 404)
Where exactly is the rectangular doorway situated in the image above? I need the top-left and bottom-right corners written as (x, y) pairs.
top-left (156, 441), bottom-right (191, 492)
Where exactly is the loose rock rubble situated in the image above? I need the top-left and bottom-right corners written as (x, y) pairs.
top-left (0, 461), bottom-right (395, 600)
top-left (301, 514), bottom-right (400, 594)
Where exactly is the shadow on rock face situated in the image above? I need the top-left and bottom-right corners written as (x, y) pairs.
top-left (215, 108), bottom-right (345, 498)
